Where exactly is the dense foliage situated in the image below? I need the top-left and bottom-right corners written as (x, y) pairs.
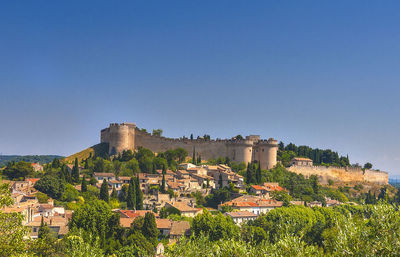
top-left (0, 155), bottom-right (62, 167)
top-left (278, 142), bottom-right (350, 167)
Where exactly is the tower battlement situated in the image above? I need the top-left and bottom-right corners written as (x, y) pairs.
top-left (100, 122), bottom-right (278, 169)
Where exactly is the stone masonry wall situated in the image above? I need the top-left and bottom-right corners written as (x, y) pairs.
top-left (287, 165), bottom-right (388, 185)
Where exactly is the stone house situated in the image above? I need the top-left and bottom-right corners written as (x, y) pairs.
top-left (93, 172), bottom-right (115, 182)
top-left (169, 221), bottom-right (191, 239)
top-left (290, 157), bottom-right (313, 166)
top-left (165, 201), bottom-right (202, 217)
top-left (225, 211), bottom-right (258, 225)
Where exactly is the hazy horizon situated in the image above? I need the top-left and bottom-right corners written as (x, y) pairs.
top-left (1, 1), bottom-right (400, 176)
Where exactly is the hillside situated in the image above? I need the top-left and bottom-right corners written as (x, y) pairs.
top-left (63, 143), bottom-right (109, 163)
top-left (0, 155), bottom-right (63, 167)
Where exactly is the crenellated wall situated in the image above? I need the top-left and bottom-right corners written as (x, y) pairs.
top-left (100, 123), bottom-right (278, 169)
top-left (287, 165), bottom-right (388, 185)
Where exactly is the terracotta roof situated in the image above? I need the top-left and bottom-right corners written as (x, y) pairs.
top-left (119, 217), bottom-right (134, 228)
top-left (226, 211), bottom-right (258, 218)
top-left (251, 185), bottom-right (265, 190)
top-left (25, 178), bottom-right (40, 184)
top-left (156, 219), bottom-right (172, 229)
top-left (118, 210), bottom-right (154, 218)
top-left (170, 221), bottom-right (190, 236)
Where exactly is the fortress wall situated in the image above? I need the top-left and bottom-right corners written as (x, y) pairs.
top-left (364, 169), bottom-right (388, 185)
top-left (287, 165), bottom-right (389, 185)
top-left (227, 143), bottom-right (253, 164)
top-left (134, 129), bottom-right (230, 160)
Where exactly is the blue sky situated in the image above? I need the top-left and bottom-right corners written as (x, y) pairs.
top-left (1, 1), bottom-right (400, 176)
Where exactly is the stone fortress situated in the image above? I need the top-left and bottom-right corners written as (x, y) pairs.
top-left (100, 122), bottom-right (388, 185)
top-left (288, 158), bottom-right (388, 185)
top-left (100, 122), bottom-right (278, 170)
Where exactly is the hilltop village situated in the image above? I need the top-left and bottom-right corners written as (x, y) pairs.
top-left (0, 122), bottom-right (394, 256)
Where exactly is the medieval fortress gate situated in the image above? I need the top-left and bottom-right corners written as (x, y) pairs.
top-left (100, 123), bottom-right (278, 170)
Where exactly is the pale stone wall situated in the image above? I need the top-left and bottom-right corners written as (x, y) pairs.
top-left (287, 165), bottom-right (388, 185)
top-left (100, 123), bottom-right (278, 169)
top-left (134, 129), bottom-right (230, 160)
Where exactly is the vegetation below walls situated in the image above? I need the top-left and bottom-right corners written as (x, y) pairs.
top-left (0, 155), bottom-right (63, 167)
top-left (278, 142), bottom-right (350, 167)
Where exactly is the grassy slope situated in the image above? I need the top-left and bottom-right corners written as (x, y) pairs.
top-left (63, 143), bottom-right (109, 163)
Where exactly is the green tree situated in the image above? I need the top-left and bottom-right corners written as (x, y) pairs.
top-left (0, 180), bottom-right (30, 256)
top-left (38, 216), bottom-right (50, 239)
top-left (364, 162), bottom-right (373, 169)
top-left (152, 129), bottom-right (163, 137)
top-left (256, 163), bottom-right (262, 184)
top-left (142, 212), bottom-right (159, 245)
top-left (111, 188), bottom-right (118, 199)
top-left (161, 174), bottom-right (166, 193)
top-left (35, 175), bottom-right (65, 199)
top-left (127, 178), bottom-right (136, 209)
top-left (218, 173), bottom-right (223, 189)
top-left (69, 200), bottom-right (117, 248)
top-left (61, 184), bottom-right (79, 202)
top-left (3, 161), bottom-right (35, 180)
top-left (81, 176), bottom-right (88, 192)
top-left (99, 179), bottom-right (109, 202)
top-left (192, 210), bottom-right (240, 241)
top-left (72, 157), bottom-right (80, 183)
top-left (192, 147), bottom-right (196, 165)
top-left (135, 176), bottom-right (143, 210)
top-left (63, 231), bottom-right (104, 257)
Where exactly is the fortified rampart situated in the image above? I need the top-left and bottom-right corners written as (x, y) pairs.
top-left (287, 165), bottom-right (388, 185)
top-left (100, 123), bottom-right (278, 170)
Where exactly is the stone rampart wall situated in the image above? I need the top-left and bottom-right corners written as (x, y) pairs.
top-left (134, 129), bottom-right (230, 160)
top-left (287, 165), bottom-right (388, 185)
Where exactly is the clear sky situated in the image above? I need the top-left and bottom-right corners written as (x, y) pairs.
top-left (1, 1), bottom-right (400, 177)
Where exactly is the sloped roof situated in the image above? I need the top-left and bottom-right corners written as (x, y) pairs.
top-left (226, 211), bottom-right (258, 218)
top-left (156, 219), bottom-right (172, 229)
top-left (170, 221), bottom-right (190, 236)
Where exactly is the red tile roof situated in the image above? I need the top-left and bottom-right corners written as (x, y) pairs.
top-left (118, 210), bottom-right (154, 218)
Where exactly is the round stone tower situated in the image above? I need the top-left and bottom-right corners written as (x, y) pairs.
top-left (101, 123), bottom-right (136, 155)
top-left (227, 140), bottom-right (254, 164)
top-left (256, 138), bottom-right (278, 170)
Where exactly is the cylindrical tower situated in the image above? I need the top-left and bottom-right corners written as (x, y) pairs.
top-left (101, 123), bottom-right (136, 155)
top-left (257, 138), bottom-right (278, 170)
top-left (227, 140), bottom-right (253, 164)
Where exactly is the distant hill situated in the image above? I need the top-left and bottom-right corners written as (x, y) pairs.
top-left (64, 143), bottom-right (109, 163)
top-left (0, 155), bottom-right (63, 167)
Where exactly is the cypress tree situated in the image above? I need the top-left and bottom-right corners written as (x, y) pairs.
top-left (38, 216), bottom-right (50, 239)
top-left (111, 188), bottom-right (118, 199)
top-left (218, 173), bottom-right (223, 189)
top-left (99, 179), bottom-right (109, 202)
top-left (135, 176), bottom-right (143, 210)
top-left (161, 174), bottom-right (166, 193)
top-left (197, 155), bottom-right (202, 164)
top-left (192, 147), bottom-right (196, 165)
top-left (246, 163), bottom-right (253, 184)
top-left (256, 163), bottom-right (262, 184)
top-left (142, 212), bottom-right (159, 245)
top-left (127, 178), bottom-right (136, 209)
top-left (81, 176), bottom-right (87, 192)
top-left (72, 158), bottom-right (80, 183)
top-left (206, 178), bottom-right (210, 188)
